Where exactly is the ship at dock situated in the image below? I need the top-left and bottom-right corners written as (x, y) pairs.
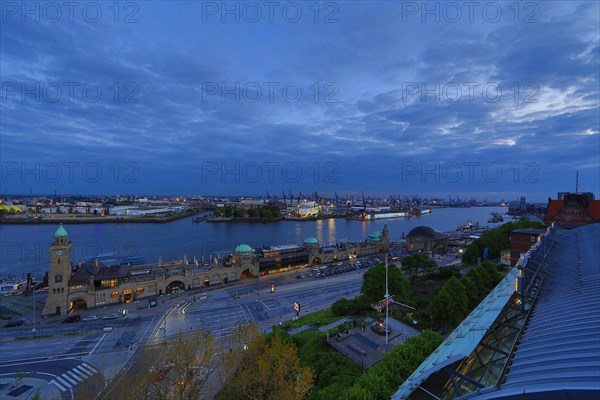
top-left (346, 207), bottom-right (431, 221)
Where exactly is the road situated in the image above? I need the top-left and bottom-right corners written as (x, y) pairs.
top-left (148, 267), bottom-right (365, 344)
top-left (0, 263), bottom-right (370, 399)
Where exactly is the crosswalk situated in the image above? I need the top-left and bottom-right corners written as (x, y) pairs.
top-left (49, 363), bottom-right (98, 392)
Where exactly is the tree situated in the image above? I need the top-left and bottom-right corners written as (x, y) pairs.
top-left (401, 253), bottom-right (437, 275)
top-left (429, 276), bottom-right (468, 331)
top-left (97, 330), bottom-right (220, 400)
top-left (460, 276), bottom-right (480, 309)
top-left (361, 263), bottom-right (409, 304)
top-left (217, 331), bottom-right (314, 400)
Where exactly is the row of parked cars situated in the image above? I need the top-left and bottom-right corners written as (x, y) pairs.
top-left (295, 256), bottom-right (387, 280)
top-left (62, 312), bottom-right (122, 324)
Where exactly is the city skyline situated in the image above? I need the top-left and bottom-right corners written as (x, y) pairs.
top-left (2, 1), bottom-right (599, 201)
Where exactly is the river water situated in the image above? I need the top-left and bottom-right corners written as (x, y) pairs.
top-left (0, 206), bottom-right (506, 278)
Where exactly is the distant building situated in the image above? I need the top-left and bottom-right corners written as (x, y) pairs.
top-left (305, 225), bottom-right (390, 265)
top-left (544, 192), bottom-right (600, 228)
top-left (406, 226), bottom-right (448, 255)
top-left (510, 228), bottom-right (544, 266)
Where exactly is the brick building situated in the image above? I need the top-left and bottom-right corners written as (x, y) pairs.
top-left (510, 228), bottom-right (544, 266)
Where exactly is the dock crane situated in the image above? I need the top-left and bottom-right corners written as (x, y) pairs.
top-left (282, 190), bottom-right (287, 207)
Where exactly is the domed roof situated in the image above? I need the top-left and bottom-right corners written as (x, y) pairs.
top-left (304, 237), bottom-right (319, 244)
top-left (368, 231), bottom-right (383, 240)
top-left (406, 226), bottom-right (443, 239)
top-left (235, 244), bottom-right (253, 253)
top-left (54, 224), bottom-right (68, 237)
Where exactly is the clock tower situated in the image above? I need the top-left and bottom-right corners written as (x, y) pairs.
top-left (42, 224), bottom-right (73, 316)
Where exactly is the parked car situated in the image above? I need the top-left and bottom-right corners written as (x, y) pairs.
top-left (103, 313), bottom-right (119, 320)
top-left (62, 315), bottom-right (81, 324)
top-left (4, 319), bottom-right (26, 328)
top-left (82, 315), bottom-right (98, 322)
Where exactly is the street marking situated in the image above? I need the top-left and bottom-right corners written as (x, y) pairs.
top-left (66, 370), bottom-right (83, 382)
top-left (55, 375), bottom-right (72, 388)
top-left (50, 379), bottom-right (67, 392)
top-left (82, 363), bottom-right (98, 374)
top-left (89, 332), bottom-right (108, 356)
top-left (258, 300), bottom-right (270, 311)
top-left (239, 304), bottom-right (249, 324)
top-left (73, 365), bottom-right (91, 378)
top-left (60, 373), bottom-right (78, 386)
top-left (245, 303), bottom-right (255, 322)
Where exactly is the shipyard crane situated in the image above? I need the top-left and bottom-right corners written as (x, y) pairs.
top-left (298, 192), bottom-right (302, 204)
top-left (265, 191), bottom-right (270, 201)
top-left (282, 191), bottom-right (287, 207)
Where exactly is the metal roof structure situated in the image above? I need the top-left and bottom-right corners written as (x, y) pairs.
top-left (392, 223), bottom-right (600, 400)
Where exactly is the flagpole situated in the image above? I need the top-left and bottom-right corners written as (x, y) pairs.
top-left (385, 252), bottom-right (389, 346)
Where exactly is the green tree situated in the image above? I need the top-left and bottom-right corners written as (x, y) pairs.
top-left (429, 276), bottom-right (468, 331)
top-left (460, 276), bottom-right (480, 309)
top-left (401, 253), bottom-right (437, 275)
top-left (360, 263), bottom-right (409, 304)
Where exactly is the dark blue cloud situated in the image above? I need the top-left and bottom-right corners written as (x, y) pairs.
top-left (1, 1), bottom-right (598, 201)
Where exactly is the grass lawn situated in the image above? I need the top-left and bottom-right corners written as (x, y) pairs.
top-left (280, 308), bottom-right (341, 330)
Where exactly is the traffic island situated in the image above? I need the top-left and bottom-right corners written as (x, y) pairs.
top-left (0, 377), bottom-right (60, 400)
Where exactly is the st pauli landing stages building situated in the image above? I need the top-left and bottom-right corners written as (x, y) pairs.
top-left (42, 225), bottom-right (259, 316)
top-left (43, 224), bottom-right (393, 315)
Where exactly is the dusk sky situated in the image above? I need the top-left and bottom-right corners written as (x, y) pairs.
top-left (1, 1), bottom-right (599, 201)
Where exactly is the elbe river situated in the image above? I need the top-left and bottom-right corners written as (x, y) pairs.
top-left (0, 207), bottom-right (506, 279)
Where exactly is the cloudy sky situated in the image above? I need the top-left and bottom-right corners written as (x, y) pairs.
top-left (1, 1), bottom-right (598, 201)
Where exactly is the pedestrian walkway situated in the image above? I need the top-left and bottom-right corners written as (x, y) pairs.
top-left (287, 318), bottom-right (347, 335)
top-left (318, 318), bottom-right (347, 332)
top-left (49, 363), bottom-right (98, 393)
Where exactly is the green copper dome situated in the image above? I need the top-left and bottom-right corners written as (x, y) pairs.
top-left (54, 224), bottom-right (68, 237)
top-left (304, 237), bottom-right (319, 244)
top-left (235, 244), bottom-right (253, 253)
top-left (368, 231), bottom-right (382, 238)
